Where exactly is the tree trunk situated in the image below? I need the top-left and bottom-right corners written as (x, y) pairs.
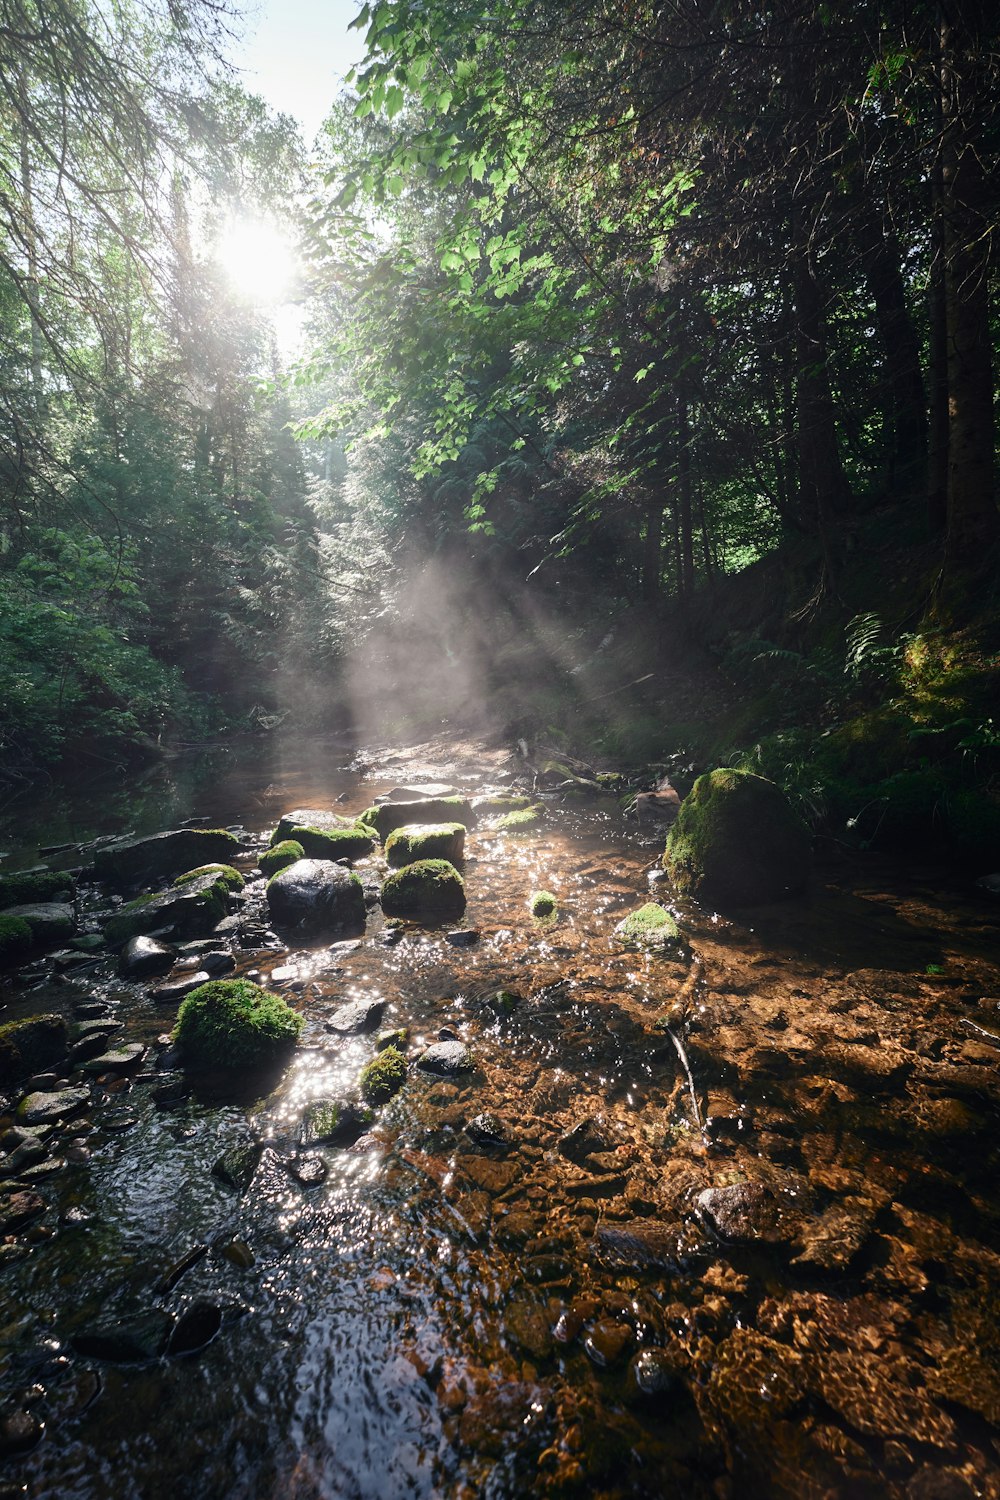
top-left (641, 494), bottom-right (664, 603)
top-left (790, 235), bottom-right (852, 537)
top-left (939, 2), bottom-right (997, 570)
top-left (677, 392), bottom-right (694, 593)
top-left (860, 214), bottom-right (927, 494)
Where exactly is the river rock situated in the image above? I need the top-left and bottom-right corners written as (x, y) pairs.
top-left (326, 997), bottom-right (386, 1034)
top-left (592, 1220), bottom-right (680, 1271)
top-left (465, 1112), bottom-right (509, 1147)
top-left (0, 1408), bottom-right (44, 1456)
top-left (118, 935), bottom-right (177, 979)
top-left (369, 798), bottom-right (475, 840)
top-left (104, 874), bottom-right (230, 947)
top-left (416, 1040), bottom-right (475, 1075)
top-left (626, 1347), bottom-right (680, 1400)
top-left (664, 768), bottom-right (812, 906)
top-left (0, 1014), bottom-right (69, 1087)
top-left (94, 829), bottom-right (239, 885)
top-left (384, 783), bottom-right (457, 802)
top-left (197, 950), bottom-right (236, 976)
top-left (504, 1301), bottom-right (553, 1360)
top-left (695, 1182), bottom-right (782, 1243)
top-left (583, 1318), bottom-right (635, 1368)
top-left (166, 1301), bottom-right (223, 1357)
top-left (299, 1097), bottom-right (373, 1147)
top-left (212, 1142), bottom-right (264, 1193)
top-left (1, 1135), bottom-right (48, 1175)
top-left (3, 903), bottom-right (74, 945)
top-left (265, 860), bottom-right (365, 936)
top-left (0, 1191), bottom-right (47, 1233)
top-left (71, 1309), bottom-right (174, 1362)
top-left (70, 1022), bottom-right (123, 1063)
top-left (558, 1117), bottom-right (611, 1163)
top-left (82, 1044), bottom-right (145, 1076)
top-left (148, 972), bottom-right (211, 1003)
top-left (272, 809), bottom-right (356, 844)
top-left (287, 1153), bottom-right (327, 1187)
top-left (16, 1088), bottom-right (89, 1126)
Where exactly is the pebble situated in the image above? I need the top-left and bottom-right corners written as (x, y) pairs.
top-left (583, 1318), bottom-right (634, 1368)
top-left (326, 998), bottom-right (386, 1034)
top-left (445, 929), bottom-right (479, 947)
top-left (417, 1041), bottom-right (475, 1075)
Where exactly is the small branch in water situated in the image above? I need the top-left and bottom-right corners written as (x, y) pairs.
top-left (960, 1017), bottom-right (1000, 1048)
top-left (664, 1025), bottom-right (704, 1133)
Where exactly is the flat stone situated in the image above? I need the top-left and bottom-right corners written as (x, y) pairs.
top-left (273, 809), bottom-right (356, 843)
top-left (326, 997), bottom-right (386, 1035)
top-left (0, 1190), bottom-right (47, 1233)
top-left (3, 903), bottom-right (74, 944)
top-left (416, 1041), bottom-right (474, 1075)
top-left (149, 972), bottom-right (210, 1003)
top-left (592, 1220), bottom-right (681, 1270)
top-left (384, 783), bottom-right (457, 802)
top-left (82, 1044), bottom-right (145, 1076)
top-left (16, 1088), bottom-right (90, 1126)
top-left (696, 1182), bottom-right (783, 1244)
top-left (196, 950), bottom-right (236, 976)
top-left (445, 929), bottom-right (479, 947)
top-left (93, 829), bottom-right (238, 885)
top-left (1, 1136), bottom-right (48, 1174)
top-left (504, 1301), bottom-right (553, 1360)
top-left (104, 875), bottom-right (229, 947)
top-left (212, 1142), bottom-right (264, 1193)
top-left (118, 935), bottom-right (176, 979)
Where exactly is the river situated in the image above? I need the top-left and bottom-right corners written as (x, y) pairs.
top-left (1, 734), bottom-right (999, 1499)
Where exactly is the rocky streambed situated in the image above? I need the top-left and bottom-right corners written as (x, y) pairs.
top-left (0, 736), bottom-right (999, 1499)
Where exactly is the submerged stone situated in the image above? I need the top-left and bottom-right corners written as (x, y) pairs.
top-left (0, 1014), bottom-right (68, 1087)
top-left (664, 768), bottom-right (812, 906)
top-left (72, 1309), bottom-right (174, 1363)
top-left (696, 1182), bottom-right (783, 1244)
top-left (300, 1097), bottom-right (373, 1147)
top-left (614, 902), bottom-right (679, 945)
top-left (327, 997), bottom-right (386, 1034)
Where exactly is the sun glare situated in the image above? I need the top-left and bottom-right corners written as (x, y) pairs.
top-left (216, 217), bottom-right (298, 305)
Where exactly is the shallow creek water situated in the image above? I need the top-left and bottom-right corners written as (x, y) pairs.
top-left (2, 736), bottom-right (1000, 1499)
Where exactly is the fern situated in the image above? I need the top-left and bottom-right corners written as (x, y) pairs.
top-left (845, 612), bottom-right (899, 686)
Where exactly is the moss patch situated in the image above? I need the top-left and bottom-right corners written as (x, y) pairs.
top-left (475, 794), bottom-right (533, 812)
top-left (665, 768), bottom-right (812, 906)
top-left (385, 823), bottom-right (465, 868)
top-left (174, 863), bottom-right (244, 892)
top-left (359, 1045), bottom-right (407, 1103)
top-left (530, 890), bottom-right (558, 918)
top-left (493, 804), bottom-right (546, 832)
top-left (173, 979), bottom-right (302, 1070)
top-left (380, 858), bottom-right (467, 918)
top-left (259, 840), bottom-right (305, 878)
top-left (0, 1013), bottom-right (68, 1085)
top-left (0, 870), bottom-right (75, 908)
top-left (287, 824), bottom-right (375, 861)
top-left (370, 797), bottom-right (474, 840)
top-left (615, 902), bottom-right (679, 945)
top-left (0, 913), bottom-right (33, 962)
top-left (104, 874), bottom-right (229, 947)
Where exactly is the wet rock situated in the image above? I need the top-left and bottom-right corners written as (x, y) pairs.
top-left (465, 1112), bottom-right (509, 1147)
top-left (445, 929), bottom-right (479, 947)
top-left (504, 1300), bottom-right (553, 1360)
top-left (272, 809), bottom-right (356, 843)
top-left (592, 1220), bottom-right (680, 1271)
top-left (583, 1318), bottom-right (634, 1368)
top-left (558, 1117), bottom-right (611, 1163)
top-left (1, 1135), bottom-right (47, 1174)
top-left (0, 1190), bottom-right (46, 1232)
top-left (71, 1309), bottom-right (174, 1362)
top-left (626, 1347), bottom-right (681, 1400)
top-left (696, 1182), bottom-right (783, 1244)
top-left (70, 1021), bottom-right (124, 1063)
top-left (148, 972), bottom-right (211, 1003)
top-left (791, 1197), bottom-right (877, 1272)
top-left (74, 1000), bottom-right (112, 1019)
top-left (376, 1028), bottom-right (409, 1053)
top-left (384, 783), bottom-right (457, 802)
top-left (118, 935), bottom-right (177, 979)
top-left (212, 1141), bottom-right (264, 1193)
top-left (166, 1301), bottom-right (223, 1357)
top-left (100, 1110), bottom-right (139, 1134)
top-left (17, 1088), bottom-right (89, 1126)
top-left (104, 875), bottom-right (230, 947)
top-left (614, 902), bottom-right (680, 946)
top-left (196, 950), bottom-right (236, 976)
top-left (524, 1254), bottom-right (572, 1284)
top-left (82, 1044), bottom-right (145, 1076)
top-left (69, 933), bottom-right (105, 953)
top-left (94, 829), bottom-right (239, 885)
top-left (2, 903), bottom-right (74, 945)
top-left (369, 798), bottom-right (475, 840)
top-left (417, 1040), bottom-right (475, 1075)
top-left (664, 768), bottom-right (812, 906)
top-left (299, 1097), bottom-right (373, 1147)
top-left (0, 1013), bottom-right (68, 1087)
top-left (381, 860), bottom-right (466, 919)
top-left (218, 1238), bottom-right (255, 1269)
top-left (459, 1157), bottom-right (518, 1194)
top-left (326, 997), bottom-right (386, 1035)
top-left (0, 1408), bottom-right (44, 1457)
top-left (266, 859), bottom-right (365, 936)
top-left (287, 1153), bottom-right (327, 1187)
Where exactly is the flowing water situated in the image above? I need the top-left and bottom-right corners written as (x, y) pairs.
top-left (1, 736), bottom-right (1000, 1499)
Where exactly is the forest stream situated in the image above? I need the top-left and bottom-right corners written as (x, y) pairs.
top-left (1, 735), bottom-right (999, 1500)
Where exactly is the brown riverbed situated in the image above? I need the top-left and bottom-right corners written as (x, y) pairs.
top-left (1, 735), bottom-right (999, 1499)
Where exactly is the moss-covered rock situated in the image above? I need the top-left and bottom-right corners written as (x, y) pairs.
top-left (94, 829), bottom-right (239, 886)
top-left (3, 903), bottom-right (74, 944)
top-left (530, 890), bottom-right (558, 918)
top-left (0, 913), bottom-right (32, 963)
top-left (259, 840), bottom-right (305, 878)
top-left (0, 869), bottom-right (75, 908)
top-left (359, 1045), bottom-right (407, 1103)
top-left (173, 978), bottom-right (302, 1069)
top-left (287, 824), bottom-right (375, 862)
top-left (493, 804), bottom-right (546, 832)
top-left (174, 863), bottom-right (244, 892)
top-left (369, 797), bottom-right (474, 840)
top-left (384, 823), bottom-right (466, 868)
top-left (615, 902), bottom-right (679, 945)
top-left (664, 768), bottom-right (812, 906)
top-left (0, 1013), bottom-right (68, 1087)
top-left (271, 809), bottom-right (357, 846)
top-left (300, 1096), bottom-right (374, 1146)
top-left (265, 859), bottom-right (366, 934)
top-left (474, 794), bottom-right (533, 813)
top-left (104, 873), bottom-right (230, 947)
top-left (380, 859), bottom-right (466, 918)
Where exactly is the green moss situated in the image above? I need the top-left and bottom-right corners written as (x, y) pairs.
top-left (493, 804), bottom-right (546, 832)
top-left (384, 822), bottom-right (465, 868)
top-left (358, 806), bottom-right (379, 828)
top-left (615, 902), bottom-right (679, 944)
top-left (173, 978), bottom-right (302, 1069)
top-left (359, 1045), bottom-right (407, 1103)
top-left (0, 1013), bottom-right (67, 1083)
top-left (0, 870), bottom-right (75, 907)
top-left (174, 863), bottom-right (244, 892)
top-left (104, 874), bottom-right (230, 946)
top-left (371, 797), bottom-right (474, 840)
top-left (288, 824), bottom-right (375, 861)
top-left (476, 794), bottom-right (533, 812)
top-left (530, 890), bottom-right (558, 918)
top-left (259, 840), bottom-right (305, 877)
top-left (665, 768), bottom-right (812, 906)
top-left (380, 858), bottom-right (466, 918)
top-left (0, 913), bottom-right (32, 962)
top-left (376, 1027), bottom-right (409, 1052)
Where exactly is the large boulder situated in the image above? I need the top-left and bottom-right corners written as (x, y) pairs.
top-left (173, 979), bottom-right (302, 1070)
top-left (380, 859), bottom-right (466, 919)
top-left (2, 903), bottom-right (74, 945)
top-left (286, 825), bottom-right (375, 862)
top-left (104, 874), bottom-right (230, 947)
top-left (271, 809), bottom-right (356, 845)
top-left (0, 1014), bottom-right (69, 1087)
top-left (364, 798), bottom-right (474, 840)
top-left (384, 823), bottom-right (465, 868)
top-left (265, 859), bottom-right (365, 935)
top-left (664, 768), bottom-right (811, 906)
top-left (94, 829), bottom-right (239, 886)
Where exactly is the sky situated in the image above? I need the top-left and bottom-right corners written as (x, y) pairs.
top-left (230, 0), bottom-right (367, 144)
